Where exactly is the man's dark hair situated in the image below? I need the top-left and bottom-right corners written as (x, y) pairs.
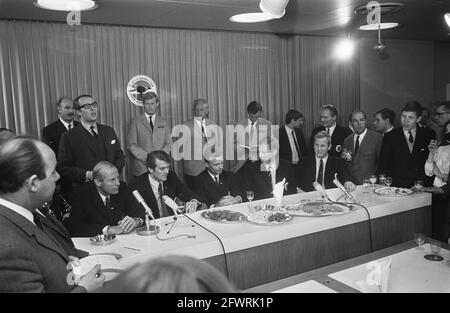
top-left (74, 94), bottom-right (93, 110)
top-left (401, 101), bottom-right (423, 117)
top-left (285, 110), bottom-right (303, 124)
top-left (147, 150), bottom-right (171, 170)
top-left (142, 91), bottom-right (159, 103)
top-left (0, 128), bottom-right (13, 133)
top-left (374, 108), bottom-right (396, 125)
top-left (247, 101), bottom-right (262, 115)
top-left (321, 104), bottom-right (338, 117)
top-left (0, 137), bottom-right (47, 193)
top-left (56, 97), bottom-right (72, 108)
top-left (436, 101), bottom-right (450, 112)
top-left (349, 110), bottom-right (366, 121)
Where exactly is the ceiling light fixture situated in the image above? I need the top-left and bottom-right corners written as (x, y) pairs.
top-left (445, 13), bottom-right (450, 28)
top-left (34, 0), bottom-right (98, 11)
top-left (359, 22), bottom-right (399, 30)
top-left (230, 0), bottom-right (289, 23)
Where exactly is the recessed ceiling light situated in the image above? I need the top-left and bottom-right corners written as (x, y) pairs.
top-left (445, 13), bottom-right (450, 28)
top-left (359, 22), bottom-right (399, 30)
top-left (34, 0), bottom-right (98, 11)
top-left (230, 12), bottom-right (277, 23)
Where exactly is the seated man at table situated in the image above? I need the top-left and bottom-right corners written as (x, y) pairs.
top-left (132, 150), bottom-right (206, 219)
top-left (192, 148), bottom-right (242, 207)
top-left (238, 141), bottom-right (297, 201)
top-left (297, 131), bottom-right (355, 192)
top-left (65, 161), bottom-right (145, 237)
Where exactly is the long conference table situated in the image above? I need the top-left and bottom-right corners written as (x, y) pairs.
top-left (73, 186), bottom-right (432, 290)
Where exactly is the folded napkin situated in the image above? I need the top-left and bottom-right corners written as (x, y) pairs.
top-left (273, 178), bottom-right (286, 207)
top-left (355, 258), bottom-right (392, 293)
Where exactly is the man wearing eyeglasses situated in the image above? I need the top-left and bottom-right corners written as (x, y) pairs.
top-left (57, 94), bottom-right (124, 188)
top-left (434, 101), bottom-right (450, 129)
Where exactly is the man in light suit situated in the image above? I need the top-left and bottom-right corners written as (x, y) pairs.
top-left (378, 101), bottom-right (436, 188)
top-left (232, 101), bottom-right (272, 173)
top-left (57, 94), bottom-right (124, 187)
top-left (343, 110), bottom-right (382, 184)
top-left (0, 137), bottom-right (104, 292)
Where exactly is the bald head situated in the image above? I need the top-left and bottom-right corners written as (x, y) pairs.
top-left (0, 128), bottom-right (15, 146)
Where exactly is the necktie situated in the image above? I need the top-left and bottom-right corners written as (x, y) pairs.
top-left (201, 122), bottom-right (208, 142)
top-left (158, 183), bottom-right (170, 217)
top-left (317, 159), bottom-right (324, 186)
top-left (326, 128), bottom-right (330, 134)
top-left (90, 125), bottom-right (98, 137)
top-left (105, 197), bottom-right (111, 210)
top-left (149, 116), bottom-right (154, 131)
top-left (33, 212), bottom-right (44, 230)
top-left (214, 175), bottom-right (219, 185)
top-left (408, 131), bottom-right (414, 144)
top-left (68, 124), bottom-right (72, 131)
top-left (250, 122), bottom-right (256, 141)
top-left (292, 130), bottom-right (301, 158)
top-left (33, 211), bottom-right (63, 249)
top-left (354, 135), bottom-right (360, 155)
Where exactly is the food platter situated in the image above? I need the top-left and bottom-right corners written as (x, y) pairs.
top-left (281, 202), bottom-right (353, 217)
top-left (373, 186), bottom-right (413, 197)
top-left (246, 210), bottom-right (292, 226)
top-left (201, 209), bottom-right (246, 223)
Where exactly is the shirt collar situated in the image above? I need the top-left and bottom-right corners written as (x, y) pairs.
top-left (385, 126), bottom-right (394, 133)
top-left (145, 112), bottom-right (155, 121)
top-left (327, 124), bottom-right (336, 133)
top-left (355, 128), bottom-right (368, 141)
top-left (315, 155), bottom-right (328, 163)
top-left (148, 173), bottom-right (162, 191)
top-left (97, 191), bottom-right (109, 204)
top-left (80, 120), bottom-right (97, 133)
top-left (207, 170), bottom-right (219, 181)
top-left (403, 127), bottom-right (417, 138)
top-left (0, 197), bottom-right (34, 225)
top-left (285, 125), bottom-right (294, 133)
top-left (248, 118), bottom-right (258, 126)
top-left (59, 118), bottom-right (73, 130)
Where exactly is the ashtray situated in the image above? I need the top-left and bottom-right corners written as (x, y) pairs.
top-left (90, 234), bottom-right (116, 246)
top-left (136, 225), bottom-right (160, 236)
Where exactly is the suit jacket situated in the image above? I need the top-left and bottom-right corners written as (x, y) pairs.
top-left (279, 125), bottom-right (307, 164)
top-left (65, 182), bottom-right (144, 237)
top-left (232, 118), bottom-right (273, 173)
top-left (297, 155), bottom-right (352, 192)
top-left (132, 172), bottom-right (200, 219)
top-left (42, 119), bottom-right (80, 158)
top-left (126, 114), bottom-right (172, 177)
top-left (57, 123), bottom-right (125, 184)
top-left (343, 130), bottom-right (383, 184)
top-left (192, 170), bottom-right (238, 207)
top-left (238, 159), bottom-right (297, 201)
top-left (378, 127), bottom-right (436, 188)
top-left (0, 204), bottom-right (85, 292)
top-left (309, 125), bottom-right (352, 157)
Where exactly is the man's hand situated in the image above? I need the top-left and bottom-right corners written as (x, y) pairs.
top-left (344, 181), bottom-right (356, 193)
top-left (118, 216), bottom-right (138, 233)
top-left (106, 225), bottom-right (124, 235)
top-left (428, 140), bottom-right (438, 154)
top-left (216, 195), bottom-right (237, 207)
top-left (78, 264), bottom-right (105, 293)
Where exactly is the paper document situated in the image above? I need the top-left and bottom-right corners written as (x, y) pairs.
top-left (79, 255), bottom-right (123, 281)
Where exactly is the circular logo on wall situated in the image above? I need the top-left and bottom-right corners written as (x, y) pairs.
top-left (126, 75), bottom-right (157, 107)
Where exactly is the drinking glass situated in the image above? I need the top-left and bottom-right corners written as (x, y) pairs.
top-left (414, 180), bottom-right (423, 192)
top-left (384, 177), bottom-right (392, 187)
top-left (246, 191), bottom-right (254, 202)
top-left (369, 175), bottom-right (377, 187)
top-left (363, 178), bottom-right (371, 193)
top-left (429, 240), bottom-right (443, 261)
top-left (378, 174), bottom-right (386, 186)
top-left (414, 233), bottom-right (425, 250)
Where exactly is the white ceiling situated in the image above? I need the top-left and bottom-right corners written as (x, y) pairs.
top-left (0, 0), bottom-right (449, 41)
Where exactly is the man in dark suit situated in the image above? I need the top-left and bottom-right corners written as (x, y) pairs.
top-left (309, 104), bottom-right (352, 157)
top-left (298, 131), bottom-right (355, 192)
top-left (42, 97), bottom-right (79, 158)
top-left (0, 137), bottom-right (103, 292)
top-left (238, 142), bottom-right (298, 201)
top-left (279, 109), bottom-right (307, 169)
top-left (373, 108), bottom-right (395, 135)
top-left (343, 110), bottom-right (382, 184)
top-left (57, 94), bottom-right (124, 187)
top-left (65, 161), bottom-right (145, 237)
top-left (192, 149), bottom-right (242, 207)
top-left (378, 101), bottom-right (436, 188)
top-left (132, 150), bottom-right (206, 219)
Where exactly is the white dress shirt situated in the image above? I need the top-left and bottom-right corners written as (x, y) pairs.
top-left (207, 171), bottom-right (220, 183)
top-left (145, 112), bottom-right (155, 129)
top-left (80, 120), bottom-right (98, 135)
top-left (0, 197), bottom-right (34, 225)
top-left (403, 127), bottom-right (417, 153)
top-left (59, 118), bottom-right (74, 131)
top-left (285, 125), bottom-right (300, 164)
top-left (315, 155), bottom-right (328, 183)
top-left (325, 124), bottom-right (336, 137)
top-left (353, 128), bottom-right (368, 150)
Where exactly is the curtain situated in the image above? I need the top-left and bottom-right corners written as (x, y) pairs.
top-left (0, 20), bottom-right (359, 179)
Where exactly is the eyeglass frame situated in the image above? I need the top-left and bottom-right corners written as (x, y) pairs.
top-left (434, 111), bottom-right (450, 116)
top-left (78, 102), bottom-right (98, 110)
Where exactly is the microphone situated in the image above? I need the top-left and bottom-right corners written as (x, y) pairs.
top-left (162, 195), bottom-right (180, 218)
top-left (132, 190), bottom-right (155, 220)
top-left (313, 181), bottom-right (332, 202)
top-left (333, 178), bottom-right (356, 203)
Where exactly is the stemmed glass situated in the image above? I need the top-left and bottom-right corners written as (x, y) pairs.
top-left (414, 180), bottom-right (423, 193)
top-left (384, 177), bottom-right (392, 187)
top-left (369, 175), bottom-right (377, 187)
top-left (425, 240), bottom-right (444, 261)
top-left (246, 191), bottom-right (254, 202)
top-left (378, 174), bottom-right (386, 186)
top-left (414, 233), bottom-right (425, 250)
top-left (363, 178), bottom-right (371, 194)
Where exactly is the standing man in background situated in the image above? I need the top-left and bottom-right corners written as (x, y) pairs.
top-left (279, 109), bottom-right (307, 170)
top-left (127, 91), bottom-right (172, 180)
top-left (373, 108), bottom-right (395, 135)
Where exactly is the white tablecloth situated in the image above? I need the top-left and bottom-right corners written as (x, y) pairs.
top-left (273, 280), bottom-right (337, 293)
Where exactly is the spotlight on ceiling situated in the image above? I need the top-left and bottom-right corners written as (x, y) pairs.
top-left (334, 38), bottom-right (355, 61)
top-left (34, 0), bottom-right (98, 11)
top-left (359, 22), bottom-right (399, 30)
top-left (445, 13), bottom-right (450, 28)
top-left (230, 0), bottom-right (289, 23)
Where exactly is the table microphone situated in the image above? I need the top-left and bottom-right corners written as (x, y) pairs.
top-left (313, 181), bottom-right (332, 202)
top-left (162, 195), bottom-right (180, 218)
top-left (132, 190), bottom-right (155, 220)
top-left (333, 178), bottom-right (356, 203)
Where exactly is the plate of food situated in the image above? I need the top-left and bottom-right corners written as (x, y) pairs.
top-left (373, 186), bottom-right (413, 197)
top-left (201, 209), bottom-right (246, 223)
top-left (246, 210), bottom-right (292, 226)
top-left (282, 202), bottom-right (353, 217)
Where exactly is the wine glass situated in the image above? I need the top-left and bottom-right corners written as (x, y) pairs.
top-left (414, 180), bottom-right (423, 193)
top-left (428, 240), bottom-right (443, 261)
top-left (246, 191), bottom-right (254, 202)
top-left (378, 174), bottom-right (386, 186)
top-left (363, 178), bottom-right (371, 194)
top-left (414, 233), bottom-right (425, 250)
top-left (369, 175), bottom-right (377, 187)
top-left (384, 176), bottom-right (392, 187)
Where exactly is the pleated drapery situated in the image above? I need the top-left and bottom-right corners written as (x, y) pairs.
top-left (0, 20), bottom-right (359, 178)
